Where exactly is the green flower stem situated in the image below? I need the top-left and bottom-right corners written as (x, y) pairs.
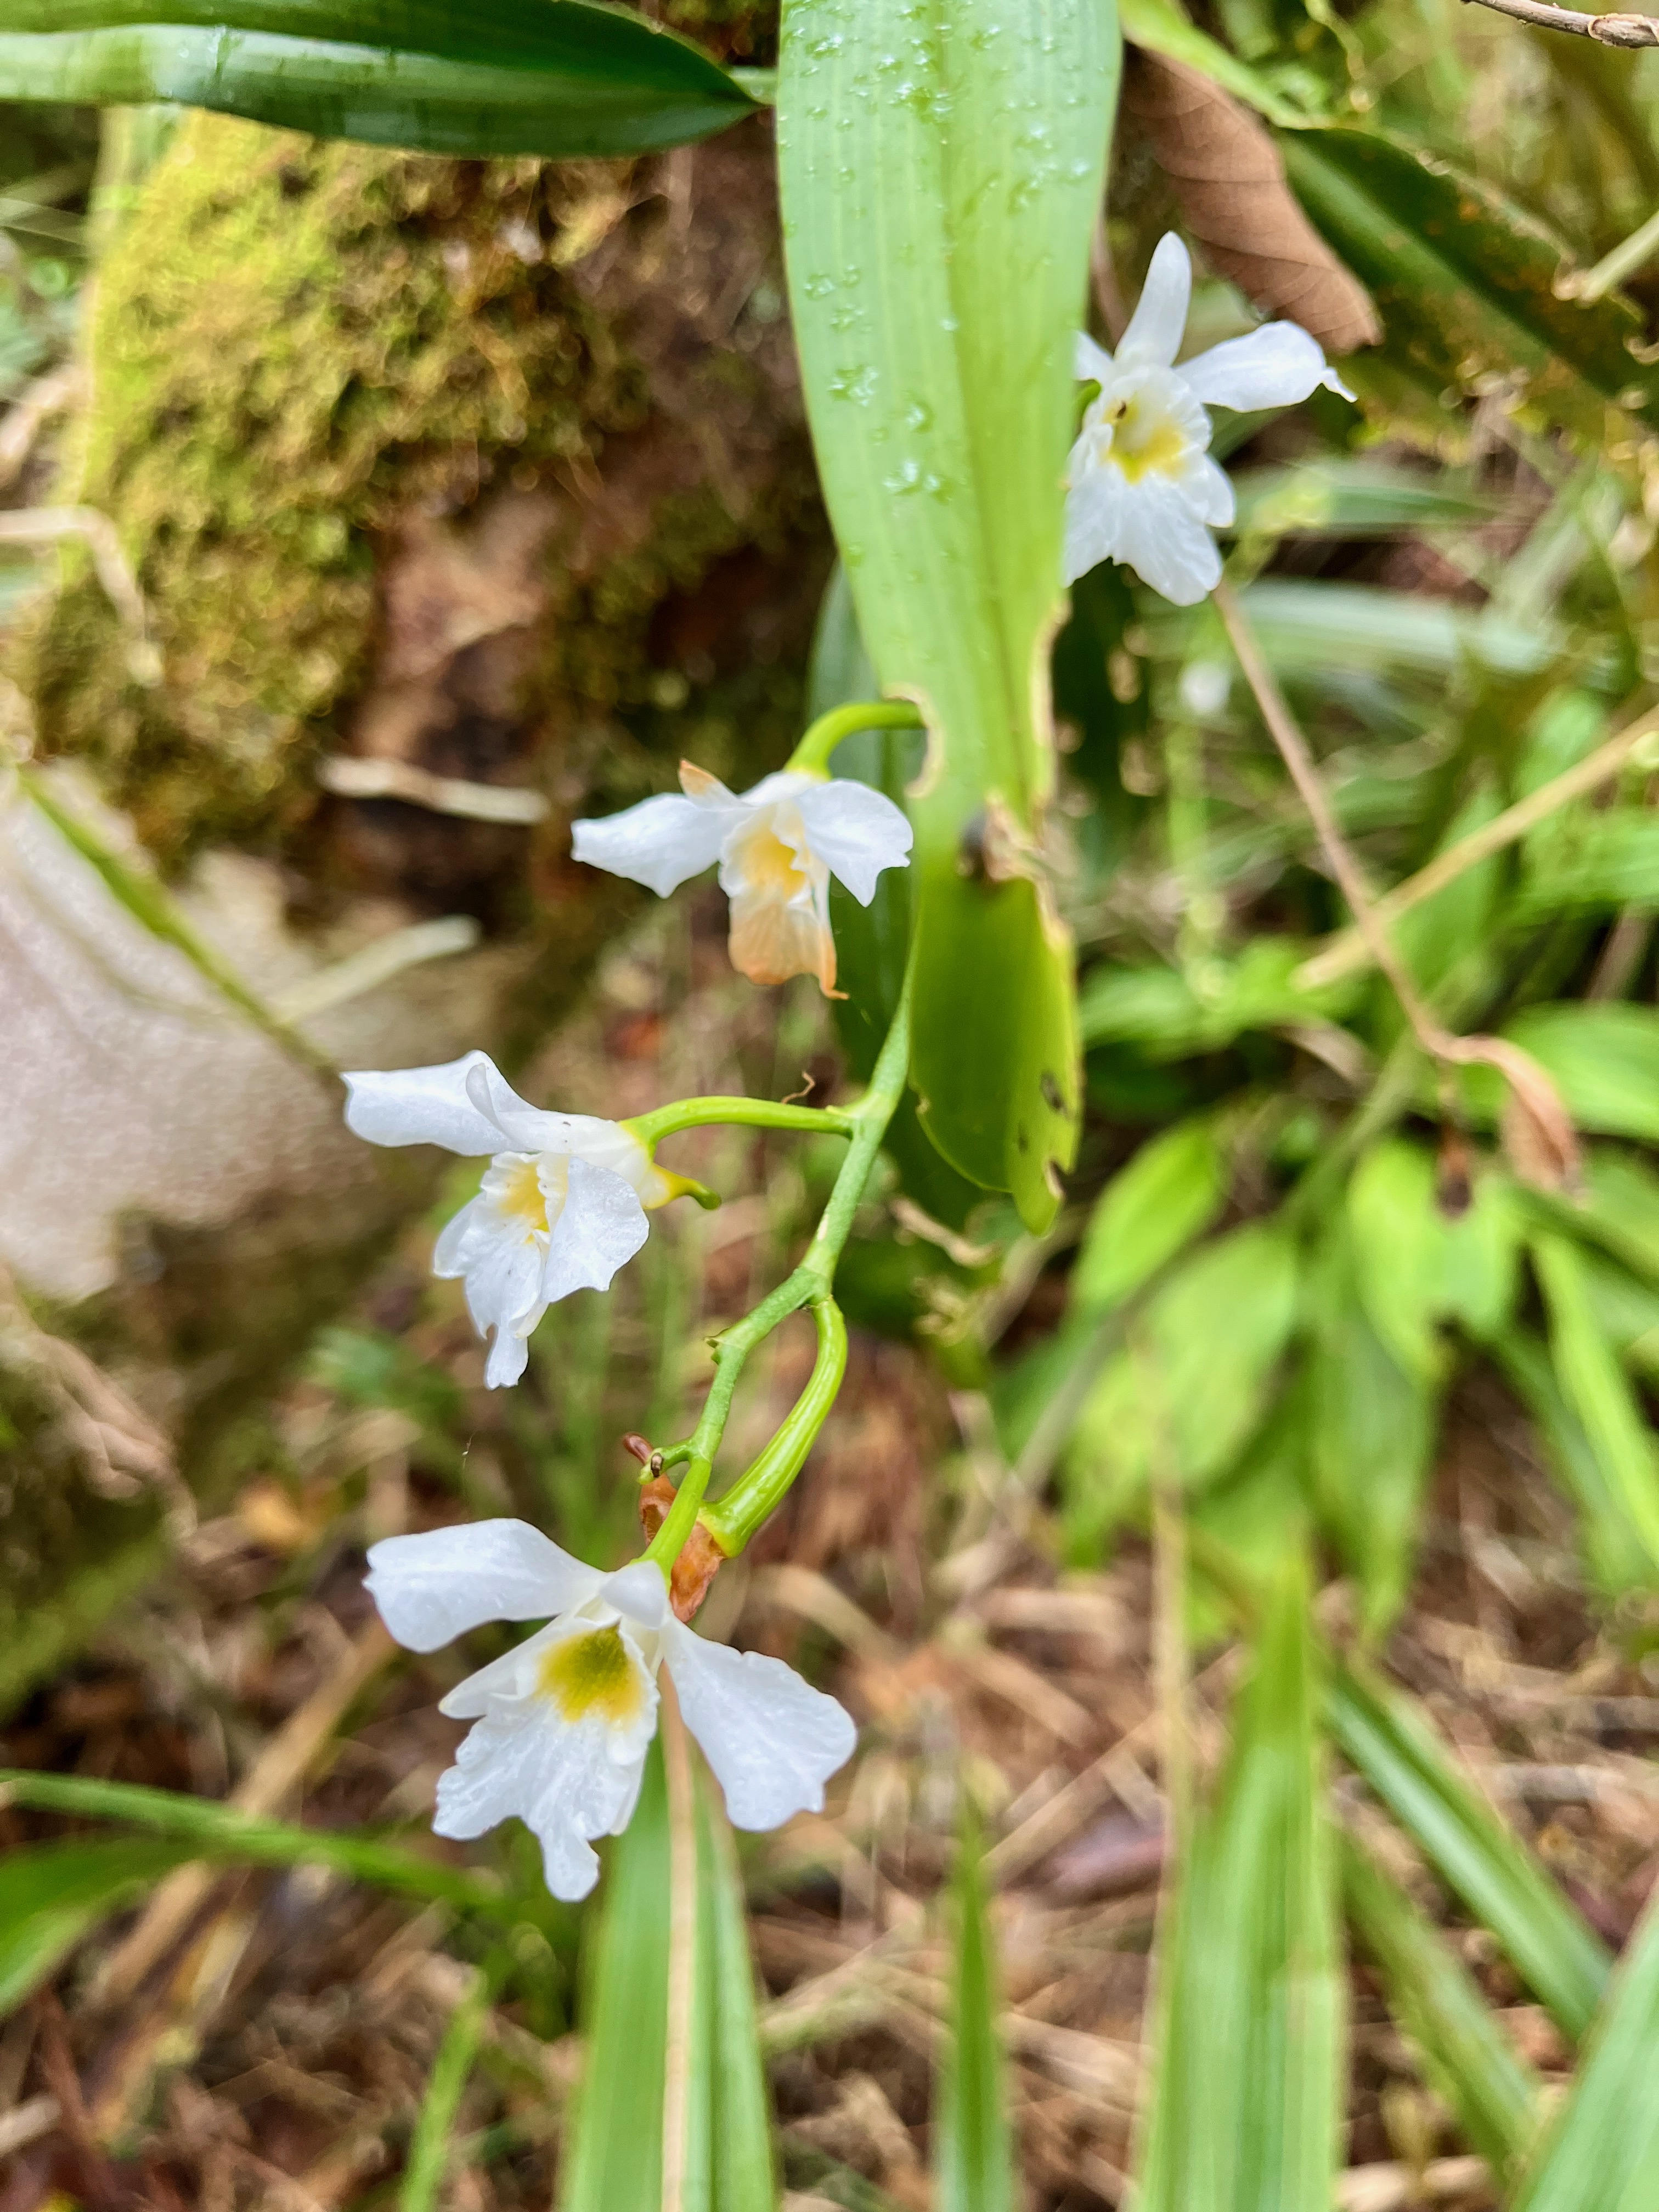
top-left (786, 699), bottom-right (924, 779)
top-left (699, 1297), bottom-right (848, 1556)
top-left (623, 1096), bottom-right (854, 1148)
top-left (642, 956), bottom-right (915, 1575)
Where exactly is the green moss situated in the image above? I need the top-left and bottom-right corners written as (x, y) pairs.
top-left (25, 115), bottom-right (692, 861)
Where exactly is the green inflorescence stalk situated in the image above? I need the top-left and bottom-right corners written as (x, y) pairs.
top-left (642, 956), bottom-right (916, 1573)
top-left (786, 698), bottom-right (923, 779)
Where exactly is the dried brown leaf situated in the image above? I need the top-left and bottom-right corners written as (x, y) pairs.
top-left (1121, 49), bottom-right (1381, 354)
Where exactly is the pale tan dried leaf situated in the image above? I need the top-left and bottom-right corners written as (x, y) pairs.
top-left (1122, 48), bottom-right (1382, 355)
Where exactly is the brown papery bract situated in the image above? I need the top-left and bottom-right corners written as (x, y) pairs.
top-left (1122, 49), bottom-right (1382, 355)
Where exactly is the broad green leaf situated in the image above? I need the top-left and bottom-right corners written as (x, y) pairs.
top-left (1342, 1836), bottom-right (1542, 2177)
top-left (1071, 1119), bottom-right (1226, 1314)
top-left (0, 1769), bottom-right (504, 1918)
top-left (0, 3), bottom-right (754, 159)
top-left (1136, 1554), bottom-right (1343, 2212)
top-left (779, 0), bottom-right (1119, 1227)
top-left (935, 1814), bottom-right (1013, 2212)
top-left (1532, 1231), bottom-right (1659, 1580)
top-left (1511, 1884), bottom-right (1659, 2212)
top-left (1306, 1226), bottom-right (1438, 1634)
top-left (0, 1836), bottom-right (196, 2015)
top-left (1284, 126), bottom-right (1659, 436)
top-left (400, 1957), bottom-right (501, 2212)
top-left (1497, 1331), bottom-right (1658, 1598)
top-left (560, 1745), bottom-right (670, 2212)
top-left (1327, 1663), bottom-right (1611, 2041)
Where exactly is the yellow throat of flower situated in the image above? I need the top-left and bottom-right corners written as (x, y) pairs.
top-left (740, 823), bottom-right (811, 896)
top-left (537, 1624), bottom-right (646, 1726)
top-left (1104, 391), bottom-right (1189, 484)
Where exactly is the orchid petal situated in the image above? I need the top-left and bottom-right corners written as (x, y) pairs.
top-left (366, 1521), bottom-right (599, 1652)
top-left (571, 790), bottom-right (735, 896)
top-left (793, 780), bottom-right (913, 905)
top-left (1180, 320), bottom-right (1353, 411)
top-left (665, 1622), bottom-right (857, 1831)
top-left (1062, 457), bottom-right (1130, 586)
top-left (540, 1158), bottom-right (650, 1306)
top-left (1118, 233), bottom-right (1192, 369)
top-left (1116, 489), bottom-right (1222, 606)
top-left (434, 1695), bottom-right (655, 1901)
top-left (342, 1052), bottom-right (507, 1155)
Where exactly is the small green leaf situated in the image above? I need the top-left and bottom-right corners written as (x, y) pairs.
top-left (1072, 1119), bottom-right (1226, 1314)
top-left (0, 1836), bottom-right (195, 2015)
top-left (1342, 1836), bottom-right (1543, 2177)
top-left (1327, 1664), bottom-right (1611, 2042)
top-left (1136, 1553), bottom-right (1343, 2212)
top-left (1510, 1884), bottom-right (1659, 2212)
top-left (1284, 126), bottom-right (1659, 436)
top-left (935, 1812), bottom-right (1013, 2212)
top-left (0, 3), bottom-right (754, 159)
top-left (1532, 1231), bottom-right (1659, 1580)
top-left (779, 0), bottom-right (1119, 1227)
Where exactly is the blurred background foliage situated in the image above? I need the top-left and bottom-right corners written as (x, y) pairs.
top-left (2, 0), bottom-right (1659, 2205)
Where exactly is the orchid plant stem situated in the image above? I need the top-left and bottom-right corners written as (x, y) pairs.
top-left (786, 698), bottom-right (924, 778)
top-left (642, 958), bottom-right (916, 1575)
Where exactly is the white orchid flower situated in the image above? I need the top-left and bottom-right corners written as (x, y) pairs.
top-left (342, 1051), bottom-right (684, 1389)
top-left (1065, 232), bottom-right (1355, 606)
top-left (365, 1520), bottom-right (857, 1899)
top-left (571, 760), bottom-right (912, 995)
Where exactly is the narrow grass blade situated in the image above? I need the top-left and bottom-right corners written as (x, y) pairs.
top-left (1327, 1664), bottom-right (1610, 2040)
top-left (0, 1835), bottom-right (195, 2013)
top-left (935, 1812), bottom-right (1014, 2212)
top-left (558, 1744), bottom-right (670, 2212)
top-left (697, 1775), bottom-right (776, 2212)
top-left (1511, 1884), bottom-right (1659, 2211)
top-left (400, 1957), bottom-right (501, 2212)
top-left (1136, 1554), bottom-right (1344, 2212)
top-left (0, 1769), bottom-right (502, 1917)
top-left (1342, 1835), bottom-right (1542, 2175)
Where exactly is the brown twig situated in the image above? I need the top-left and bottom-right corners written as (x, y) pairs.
top-left (1460, 0), bottom-right (1659, 43)
top-left (1214, 579), bottom-right (1583, 1188)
